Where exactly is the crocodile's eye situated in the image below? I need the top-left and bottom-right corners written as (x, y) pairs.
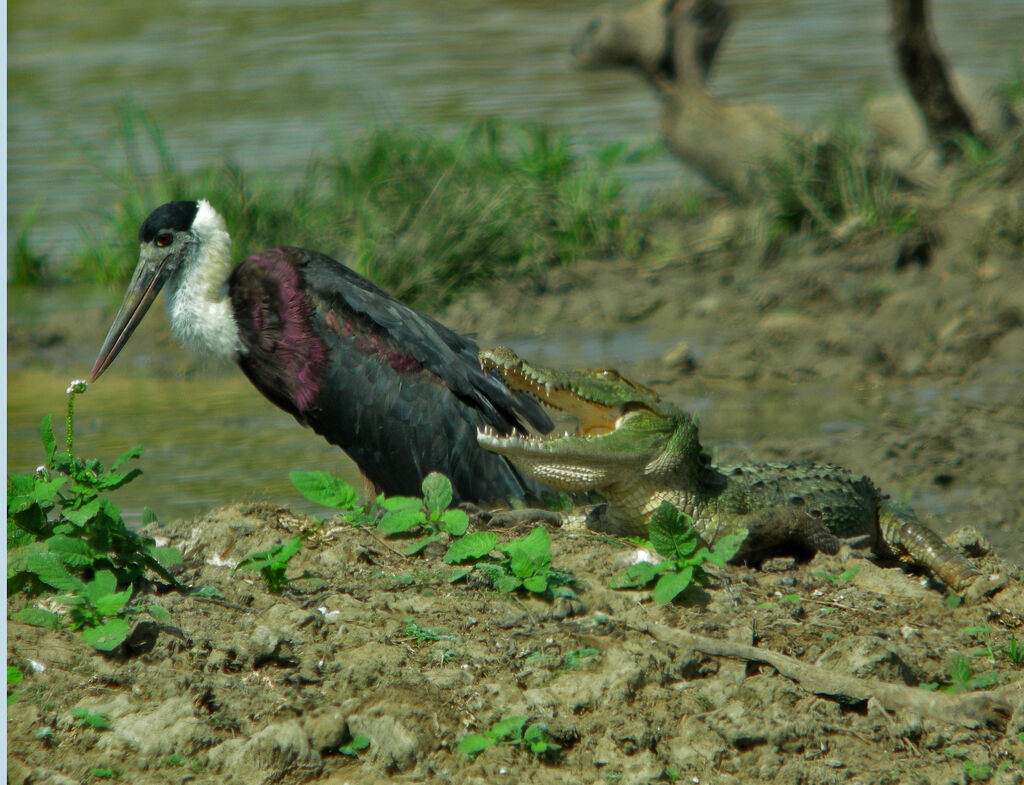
top-left (155, 231), bottom-right (174, 248)
top-left (598, 369), bottom-right (622, 381)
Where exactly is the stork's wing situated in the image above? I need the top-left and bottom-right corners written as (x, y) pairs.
top-left (299, 248), bottom-right (553, 434)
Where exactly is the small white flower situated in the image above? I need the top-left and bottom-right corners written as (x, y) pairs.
top-left (629, 548), bottom-right (657, 566)
top-left (29, 660), bottom-right (46, 673)
top-left (66, 379), bottom-right (88, 395)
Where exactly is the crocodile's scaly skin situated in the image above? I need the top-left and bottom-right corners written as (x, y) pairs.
top-left (478, 347), bottom-right (983, 592)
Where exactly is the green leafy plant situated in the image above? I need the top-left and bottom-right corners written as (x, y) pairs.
top-left (610, 503), bottom-right (746, 604)
top-left (7, 383), bottom-right (182, 650)
top-left (400, 620), bottom-right (455, 644)
top-left (90, 768), bottom-right (120, 780)
top-left (921, 655), bottom-right (1001, 694)
top-left (8, 382), bottom-right (181, 594)
top-left (813, 567), bottom-right (860, 586)
top-left (71, 707), bottom-right (111, 729)
top-left (457, 715), bottom-right (560, 759)
top-left (339, 734), bottom-right (371, 757)
top-left (962, 626), bottom-right (1024, 668)
top-left (236, 535), bottom-right (306, 593)
top-left (16, 566), bottom-right (170, 651)
top-left (376, 473), bottom-right (469, 555)
top-left (289, 471), bottom-right (377, 526)
top-left (7, 666), bottom-right (24, 706)
top-left (561, 648), bottom-right (600, 670)
top-left (448, 526), bottom-right (576, 598)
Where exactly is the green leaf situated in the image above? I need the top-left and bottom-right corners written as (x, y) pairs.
top-left (15, 607), bottom-right (61, 629)
top-left (289, 471), bottom-right (360, 509)
top-left (29, 477), bottom-right (68, 506)
top-left (448, 568), bottom-right (471, 583)
top-left (71, 707), bottom-right (112, 728)
top-left (522, 575), bottom-right (548, 593)
top-left (524, 723), bottom-right (560, 753)
top-left (26, 552), bottom-right (86, 593)
top-left (277, 535), bottom-right (306, 561)
top-left (81, 618), bottom-right (130, 651)
top-left (377, 508), bottom-right (426, 534)
top-left (9, 472), bottom-right (35, 497)
top-left (339, 734), bottom-right (370, 755)
top-left (94, 588), bottom-right (133, 617)
top-left (609, 559), bottom-right (664, 589)
top-left (457, 733), bottom-right (495, 758)
top-left (379, 496), bottom-right (422, 512)
top-left (495, 574), bottom-right (523, 593)
top-left (111, 445), bottom-right (144, 470)
top-left (141, 507), bottom-right (158, 525)
top-left (63, 497), bottom-right (105, 527)
top-left (491, 715), bottom-right (527, 740)
top-left (444, 532), bottom-right (498, 564)
top-left (499, 527), bottom-right (550, 574)
top-left (703, 528), bottom-right (747, 564)
top-left (46, 534), bottom-right (94, 567)
top-left (652, 566), bottom-right (694, 605)
top-left (40, 414), bottom-right (57, 464)
top-left (145, 604), bottom-right (171, 622)
top-left (441, 508), bottom-right (469, 536)
top-left (238, 536), bottom-right (305, 572)
top-left (85, 570), bottom-right (118, 604)
top-left (94, 467), bottom-right (142, 492)
top-left (148, 545), bottom-right (183, 567)
top-left (509, 550), bottom-right (536, 579)
top-left (422, 472), bottom-right (454, 514)
top-left (404, 533), bottom-right (442, 555)
top-left (8, 666), bottom-right (24, 687)
top-left (648, 503), bottom-right (698, 560)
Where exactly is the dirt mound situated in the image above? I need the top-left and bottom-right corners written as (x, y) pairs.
top-left (7, 502), bottom-right (1024, 784)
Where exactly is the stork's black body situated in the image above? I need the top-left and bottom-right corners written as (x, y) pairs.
top-left (90, 200), bottom-right (553, 504)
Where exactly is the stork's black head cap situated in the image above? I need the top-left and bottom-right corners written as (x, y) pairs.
top-left (139, 201), bottom-right (200, 243)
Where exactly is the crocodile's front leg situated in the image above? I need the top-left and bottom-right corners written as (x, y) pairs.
top-left (716, 506), bottom-right (841, 562)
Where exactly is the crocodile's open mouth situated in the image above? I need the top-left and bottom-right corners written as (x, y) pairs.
top-left (479, 347), bottom-right (657, 448)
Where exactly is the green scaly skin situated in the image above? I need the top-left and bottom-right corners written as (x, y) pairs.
top-left (477, 347), bottom-right (983, 593)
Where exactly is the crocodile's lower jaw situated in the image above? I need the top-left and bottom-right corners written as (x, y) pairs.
top-left (477, 426), bottom-right (614, 490)
top-left (477, 425), bottom-right (604, 453)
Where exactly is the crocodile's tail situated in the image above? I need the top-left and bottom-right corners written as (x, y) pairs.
top-left (877, 499), bottom-right (982, 592)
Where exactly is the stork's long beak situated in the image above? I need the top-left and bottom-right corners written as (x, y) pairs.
top-left (89, 247), bottom-right (176, 382)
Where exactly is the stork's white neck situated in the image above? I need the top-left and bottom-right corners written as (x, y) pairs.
top-left (163, 200), bottom-right (243, 362)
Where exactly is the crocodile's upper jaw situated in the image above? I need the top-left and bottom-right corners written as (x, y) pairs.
top-left (479, 345), bottom-right (662, 437)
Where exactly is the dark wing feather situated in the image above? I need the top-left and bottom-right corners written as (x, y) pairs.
top-left (229, 247), bottom-right (551, 503)
top-left (299, 250), bottom-right (552, 433)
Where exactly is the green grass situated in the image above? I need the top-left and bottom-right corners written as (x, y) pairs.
top-left (760, 124), bottom-right (918, 238)
top-left (50, 104), bottom-right (643, 307)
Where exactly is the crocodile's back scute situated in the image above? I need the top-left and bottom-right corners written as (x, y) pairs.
top-left (720, 462), bottom-right (881, 538)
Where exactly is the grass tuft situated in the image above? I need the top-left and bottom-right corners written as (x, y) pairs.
top-left (65, 106), bottom-right (640, 306)
top-left (761, 125), bottom-right (917, 238)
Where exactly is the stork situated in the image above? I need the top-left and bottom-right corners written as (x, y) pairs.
top-left (90, 200), bottom-right (553, 503)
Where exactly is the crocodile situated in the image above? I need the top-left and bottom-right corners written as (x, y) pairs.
top-left (476, 346), bottom-right (984, 593)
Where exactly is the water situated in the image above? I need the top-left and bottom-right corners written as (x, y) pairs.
top-left (8, 0), bottom-right (1022, 256)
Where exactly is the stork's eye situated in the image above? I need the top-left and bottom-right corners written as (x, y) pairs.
top-left (155, 231), bottom-right (174, 247)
